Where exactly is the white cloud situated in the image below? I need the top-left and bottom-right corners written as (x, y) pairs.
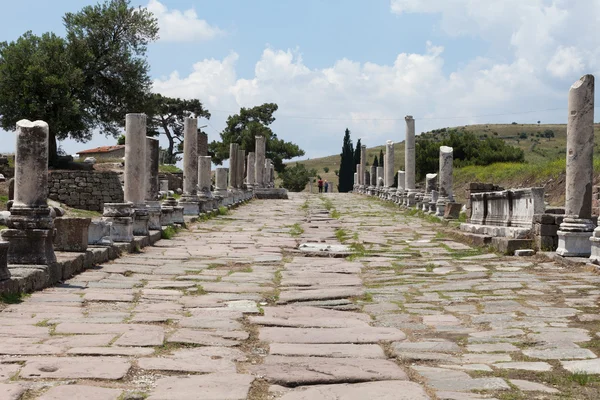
top-left (547, 46), bottom-right (586, 79)
top-left (152, 42), bottom-right (561, 160)
top-left (146, 0), bottom-right (223, 42)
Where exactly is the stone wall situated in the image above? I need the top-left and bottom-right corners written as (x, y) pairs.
top-left (159, 172), bottom-right (183, 191)
top-left (48, 171), bottom-right (124, 211)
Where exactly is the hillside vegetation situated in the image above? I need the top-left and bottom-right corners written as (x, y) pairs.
top-left (288, 123), bottom-right (600, 205)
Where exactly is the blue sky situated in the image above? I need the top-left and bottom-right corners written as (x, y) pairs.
top-left (1, 0), bottom-right (599, 160)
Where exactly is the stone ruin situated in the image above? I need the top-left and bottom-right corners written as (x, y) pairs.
top-left (0, 114), bottom-right (278, 295)
top-left (354, 74), bottom-right (600, 260)
top-left (355, 116), bottom-right (464, 222)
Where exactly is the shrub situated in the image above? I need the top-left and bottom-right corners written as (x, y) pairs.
top-left (280, 163), bottom-right (317, 192)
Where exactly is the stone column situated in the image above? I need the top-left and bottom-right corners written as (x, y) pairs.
top-left (1, 120), bottom-right (56, 265)
top-left (376, 167), bottom-right (384, 189)
top-left (237, 149), bottom-right (246, 190)
top-left (385, 141), bottom-right (394, 188)
top-left (556, 75), bottom-right (596, 257)
top-left (246, 152), bottom-right (256, 190)
top-left (405, 116), bottom-right (416, 205)
top-left (360, 145), bottom-right (367, 190)
top-left (145, 137), bottom-right (161, 230)
top-left (0, 241), bottom-right (10, 280)
top-left (198, 131), bottom-right (208, 157)
top-left (228, 143), bottom-right (239, 189)
top-left (198, 156), bottom-right (212, 198)
top-left (145, 137), bottom-right (160, 201)
top-left (265, 158), bottom-right (273, 188)
top-left (123, 114), bottom-right (149, 235)
top-left (255, 136), bottom-right (266, 189)
top-left (370, 166), bottom-right (377, 191)
top-left (215, 167), bottom-right (229, 199)
top-left (436, 146), bottom-right (454, 217)
top-left (422, 173), bottom-right (437, 211)
top-left (180, 117), bottom-right (200, 215)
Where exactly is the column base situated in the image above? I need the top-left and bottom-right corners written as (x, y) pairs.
top-left (133, 208), bottom-right (150, 236)
top-left (146, 201), bottom-right (162, 231)
top-left (103, 217), bottom-right (133, 243)
top-left (556, 230), bottom-right (593, 257)
top-left (0, 228), bottom-right (56, 265)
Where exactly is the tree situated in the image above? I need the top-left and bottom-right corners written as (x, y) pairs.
top-left (146, 94), bottom-right (210, 164)
top-left (117, 135), bottom-right (125, 145)
top-left (0, 0), bottom-right (159, 165)
top-left (208, 103), bottom-right (304, 173)
top-left (379, 149), bottom-right (384, 169)
top-left (0, 32), bottom-right (86, 165)
top-left (338, 128), bottom-right (355, 192)
top-left (323, 167), bottom-right (329, 173)
top-left (373, 155), bottom-right (379, 168)
top-left (280, 163), bottom-right (317, 192)
top-left (353, 138), bottom-right (362, 172)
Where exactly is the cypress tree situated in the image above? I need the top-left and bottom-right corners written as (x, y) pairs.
top-left (338, 128), bottom-right (355, 192)
top-left (353, 138), bottom-right (362, 172)
top-left (373, 156), bottom-right (379, 168)
top-left (379, 149), bottom-right (384, 169)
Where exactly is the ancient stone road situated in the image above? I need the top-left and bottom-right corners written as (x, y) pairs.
top-left (1, 193), bottom-right (600, 399)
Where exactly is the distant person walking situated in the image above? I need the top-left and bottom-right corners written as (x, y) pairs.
top-left (318, 178), bottom-right (323, 193)
top-left (324, 180), bottom-right (329, 193)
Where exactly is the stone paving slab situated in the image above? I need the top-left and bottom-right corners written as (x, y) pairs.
top-left (269, 343), bottom-right (386, 358)
top-left (250, 356), bottom-right (408, 385)
top-left (0, 384), bottom-right (26, 400)
top-left (277, 381), bottom-right (431, 399)
top-left (259, 326), bottom-right (406, 343)
top-left (20, 357), bottom-right (131, 380)
top-left (147, 373), bottom-right (254, 400)
top-left (37, 385), bottom-right (123, 400)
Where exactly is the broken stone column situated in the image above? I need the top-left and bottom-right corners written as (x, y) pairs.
top-left (145, 137), bottom-right (161, 230)
top-left (102, 203), bottom-right (133, 242)
top-left (360, 145), bottom-right (367, 190)
top-left (429, 190), bottom-right (439, 214)
top-left (422, 173), bottom-right (437, 211)
top-left (198, 131), bottom-right (208, 157)
top-left (376, 167), bottom-right (384, 189)
top-left (553, 75), bottom-right (596, 257)
top-left (436, 146), bottom-right (454, 217)
top-left (264, 158), bottom-right (273, 188)
top-left (385, 141), bottom-right (394, 188)
top-left (197, 155), bottom-right (214, 213)
top-left (1, 120), bottom-right (56, 265)
top-left (255, 136), bottom-right (266, 189)
top-left (123, 114), bottom-right (148, 236)
top-left (180, 117), bottom-right (200, 215)
top-left (396, 170), bottom-right (406, 204)
top-left (246, 152), bottom-right (256, 190)
top-left (215, 167), bottom-right (229, 205)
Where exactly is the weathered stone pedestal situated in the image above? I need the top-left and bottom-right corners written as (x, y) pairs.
top-left (0, 241), bottom-right (10, 281)
top-left (54, 217), bottom-right (91, 252)
top-left (558, 226), bottom-right (594, 257)
top-left (179, 196), bottom-right (200, 216)
top-left (146, 201), bottom-right (162, 230)
top-left (102, 203), bottom-right (134, 243)
top-left (162, 198), bottom-right (184, 225)
top-left (132, 207), bottom-right (150, 236)
top-left (160, 206), bottom-right (174, 226)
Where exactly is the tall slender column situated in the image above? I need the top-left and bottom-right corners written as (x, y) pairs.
top-left (370, 166), bottom-right (377, 189)
top-left (229, 143), bottom-right (239, 189)
top-left (360, 145), bottom-right (367, 189)
top-left (246, 152), bottom-right (256, 190)
top-left (404, 116), bottom-right (416, 190)
top-left (180, 117), bottom-right (200, 215)
top-left (145, 137), bottom-right (159, 201)
top-left (385, 141), bottom-right (394, 188)
top-left (237, 149), bottom-right (246, 189)
top-left (255, 136), bottom-right (266, 189)
top-left (215, 167), bottom-right (229, 207)
top-left (145, 137), bottom-right (161, 231)
top-left (1, 120), bottom-right (55, 265)
top-left (556, 74), bottom-right (595, 257)
top-left (124, 114), bottom-right (149, 235)
top-left (436, 146), bottom-right (454, 217)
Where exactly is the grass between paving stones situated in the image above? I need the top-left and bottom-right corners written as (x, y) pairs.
top-left (335, 228), bottom-right (350, 242)
top-left (241, 317), bottom-right (271, 400)
top-left (218, 206), bottom-right (229, 215)
top-left (117, 392), bottom-right (148, 400)
top-left (161, 225), bottom-right (180, 239)
top-left (288, 223), bottom-right (304, 237)
top-left (0, 292), bottom-right (30, 305)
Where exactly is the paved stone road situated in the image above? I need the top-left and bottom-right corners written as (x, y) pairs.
top-left (1, 193), bottom-right (600, 399)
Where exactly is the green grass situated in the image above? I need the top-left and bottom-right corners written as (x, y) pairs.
top-left (335, 228), bottom-right (350, 243)
top-left (569, 371), bottom-right (599, 386)
top-left (331, 209), bottom-right (341, 219)
top-left (161, 225), bottom-right (179, 239)
top-left (0, 293), bottom-right (30, 304)
top-left (218, 206), bottom-right (229, 216)
top-left (159, 164), bottom-right (182, 173)
top-left (288, 223), bottom-right (304, 237)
